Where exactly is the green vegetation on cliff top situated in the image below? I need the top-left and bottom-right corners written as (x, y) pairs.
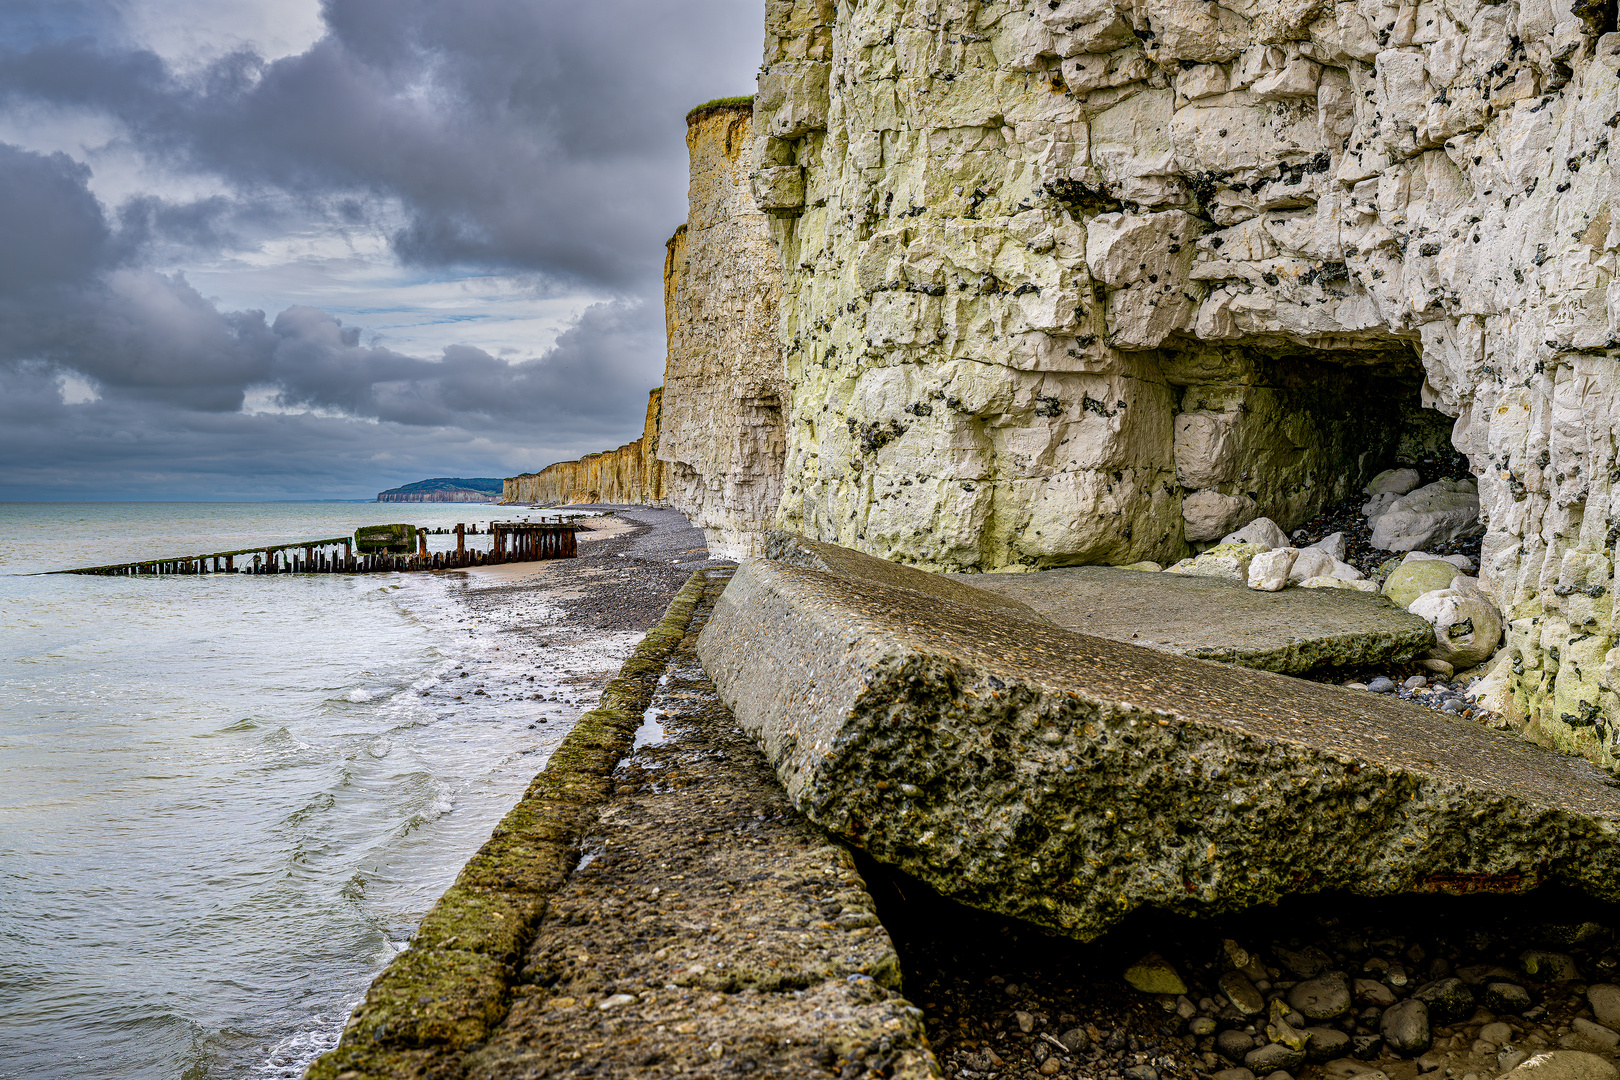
top-left (686, 95), bottom-right (754, 123)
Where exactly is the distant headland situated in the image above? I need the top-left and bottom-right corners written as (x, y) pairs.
top-left (375, 478), bottom-right (503, 503)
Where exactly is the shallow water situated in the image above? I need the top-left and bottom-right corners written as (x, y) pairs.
top-left (0, 503), bottom-right (630, 1079)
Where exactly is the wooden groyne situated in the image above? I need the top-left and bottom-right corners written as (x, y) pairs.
top-left (49, 521), bottom-right (579, 576)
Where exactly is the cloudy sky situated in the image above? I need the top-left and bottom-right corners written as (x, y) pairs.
top-left (0, 0), bottom-right (763, 499)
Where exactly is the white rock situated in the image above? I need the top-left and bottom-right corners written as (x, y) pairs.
top-left (1408, 588), bottom-right (1504, 669)
top-left (1362, 492), bottom-right (1402, 520)
top-left (1331, 560), bottom-right (1365, 581)
top-left (1247, 548), bottom-right (1297, 591)
top-left (1305, 532), bottom-right (1346, 561)
top-left (1288, 549), bottom-right (1337, 585)
top-left (1222, 517), bottom-right (1288, 552)
top-left (1402, 551), bottom-right (1475, 573)
top-left (1369, 481), bottom-right (1483, 552)
top-left (1166, 543), bottom-right (1262, 582)
top-left (1366, 468), bottom-right (1422, 497)
top-left (1183, 490), bottom-right (1258, 543)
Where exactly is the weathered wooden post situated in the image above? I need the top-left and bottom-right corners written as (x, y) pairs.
top-left (455, 524), bottom-right (465, 566)
top-left (417, 528), bottom-right (428, 562)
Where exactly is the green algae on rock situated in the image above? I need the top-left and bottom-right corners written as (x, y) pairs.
top-left (697, 559), bottom-right (1620, 943)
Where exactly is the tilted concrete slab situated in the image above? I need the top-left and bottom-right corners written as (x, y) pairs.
top-left (766, 530), bottom-right (1049, 622)
top-left (947, 565), bottom-right (1436, 674)
top-left (696, 559), bottom-right (1620, 942)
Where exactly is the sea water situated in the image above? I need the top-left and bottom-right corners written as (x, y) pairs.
top-left (0, 502), bottom-right (627, 1079)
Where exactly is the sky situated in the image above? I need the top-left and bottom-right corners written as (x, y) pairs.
top-left (0, 0), bottom-right (764, 499)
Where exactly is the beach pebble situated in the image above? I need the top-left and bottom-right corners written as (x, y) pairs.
top-left (1245, 1041), bottom-right (1305, 1074)
top-left (1573, 1018), bottom-right (1620, 1049)
top-left (1288, 972), bottom-right (1352, 1019)
top-left (1522, 951), bottom-right (1581, 982)
top-left (1486, 982), bottom-right (1534, 1011)
top-left (1124, 953), bottom-right (1187, 995)
top-left (1589, 984), bottom-right (1620, 1028)
top-left (1381, 999), bottom-right (1431, 1054)
top-left (1217, 1028), bottom-right (1256, 1060)
top-left (1368, 677), bottom-right (1396, 694)
top-left (1412, 977), bottom-right (1474, 1024)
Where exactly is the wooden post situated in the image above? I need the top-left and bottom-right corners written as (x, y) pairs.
top-left (456, 524), bottom-right (465, 564)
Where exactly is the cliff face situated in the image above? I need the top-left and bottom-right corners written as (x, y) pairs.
top-left (752, 0), bottom-right (1620, 766)
top-left (657, 101), bottom-right (788, 559)
top-left (503, 389), bottom-right (667, 506)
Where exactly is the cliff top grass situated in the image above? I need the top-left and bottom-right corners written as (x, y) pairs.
top-left (686, 94), bottom-right (753, 125)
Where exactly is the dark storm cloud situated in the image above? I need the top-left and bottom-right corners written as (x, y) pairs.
top-left (0, 136), bottom-right (668, 492)
top-left (0, 0), bottom-right (763, 287)
top-left (0, 0), bottom-right (762, 497)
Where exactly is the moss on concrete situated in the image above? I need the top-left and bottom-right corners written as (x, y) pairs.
top-left (304, 573), bottom-right (709, 1080)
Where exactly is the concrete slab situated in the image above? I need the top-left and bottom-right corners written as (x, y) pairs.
top-left (766, 531), bottom-right (1050, 623)
top-left (696, 559), bottom-right (1620, 942)
top-left (948, 565), bottom-right (1435, 675)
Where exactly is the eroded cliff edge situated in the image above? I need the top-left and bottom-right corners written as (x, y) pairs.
top-left (658, 100), bottom-right (790, 559)
top-left (751, 0), bottom-right (1620, 769)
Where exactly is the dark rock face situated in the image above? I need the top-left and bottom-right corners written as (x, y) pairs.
top-left (696, 557), bottom-right (1620, 941)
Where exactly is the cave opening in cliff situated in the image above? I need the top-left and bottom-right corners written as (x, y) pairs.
top-left (1163, 341), bottom-right (1475, 553)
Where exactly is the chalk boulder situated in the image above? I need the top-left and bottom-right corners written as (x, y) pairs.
top-left (1409, 588), bottom-right (1504, 670)
top-left (1370, 481), bottom-right (1484, 552)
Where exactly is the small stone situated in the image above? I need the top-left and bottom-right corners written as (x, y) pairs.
top-left (1221, 971), bottom-right (1267, 1015)
top-left (1245, 1041), bottom-right (1305, 1074)
top-left (1421, 657), bottom-right (1455, 677)
top-left (1521, 951), bottom-right (1581, 982)
top-left (1248, 547), bottom-right (1297, 591)
top-left (1303, 1026), bottom-right (1351, 1062)
top-left (1485, 982), bottom-right (1534, 1011)
top-left (1059, 1027), bottom-right (1089, 1052)
top-left (1381, 998), bottom-right (1431, 1055)
top-left (1499, 1050), bottom-right (1620, 1079)
top-left (1223, 940), bottom-right (1252, 969)
top-left (1572, 1018), bottom-right (1620, 1049)
top-left (1039, 1058), bottom-right (1062, 1076)
top-left (1014, 1010), bottom-right (1035, 1033)
top-left (1288, 972), bottom-right (1352, 1019)
top-left (1351, 1034), bottom-right (1382, 1059)
top-left (1191, 1016), bottom-right (1218, 1036)
top-left (1223, 517), bottom-right (1289, 551)
top-left (1123, 1066), bottom-right (1160, 1080)
top-left (1306, 532), bottom-right (1347, 561)
top-left (1275, 945), bottom-right (1333, 979)
top-left (1590, 984), bottom-right (1620, 1028)
top-left (1412, 977), bottom-right (1475, 1024)
top-left (1403, 674), bottom-right (1427, 690)
top-left (597, 993), bottom-right (636, 1010)
top-left (1125, 953), bottom-right (1188, 995)
top-left (1217, 1028), bottom-right (1256, 1061)
top-left (1354, 979), bottom-right (1397, 1007)
top-left (1177, 995), bottom-right (1199, 1020)
top-left (1480, 1022), bottom-right (1514, 1046)
top-left (1368, 676), bottom-right (1396, 694)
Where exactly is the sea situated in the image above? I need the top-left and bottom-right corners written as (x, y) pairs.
top-left (0, 501), bottom-right (636, 1079)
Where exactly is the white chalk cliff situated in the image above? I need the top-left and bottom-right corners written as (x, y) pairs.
top-left (747, 0), bottom-right (1620, 769)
